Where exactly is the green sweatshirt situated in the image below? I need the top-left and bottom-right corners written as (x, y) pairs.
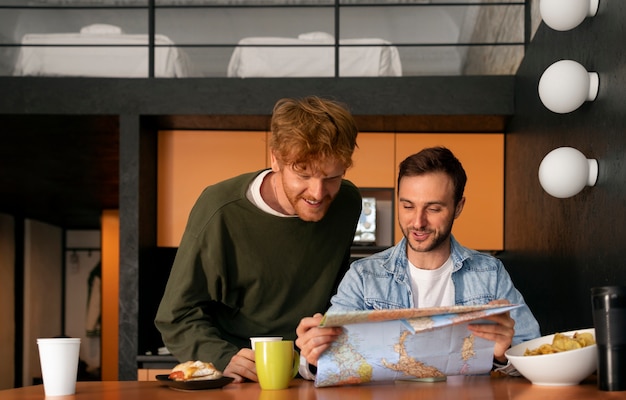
top-left (155, 170), bottom-right (361, 370)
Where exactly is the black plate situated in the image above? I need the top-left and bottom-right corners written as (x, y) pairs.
top-left (156, 375), bottom-right (234, 390)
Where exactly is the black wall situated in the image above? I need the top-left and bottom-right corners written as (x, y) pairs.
top-left (504, 1), bottom-right (626, 335)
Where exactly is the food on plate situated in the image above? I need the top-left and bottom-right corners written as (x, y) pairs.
top-left (168, 360), bottom-right (223, 381)
top-left (523, 331), bottom-right (596, 356)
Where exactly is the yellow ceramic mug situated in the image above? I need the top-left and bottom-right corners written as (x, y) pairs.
top-left (255, 340), bottom-right (300, 390)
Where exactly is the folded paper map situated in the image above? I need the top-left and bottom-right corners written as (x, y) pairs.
top-left (315, 303), bottom-right (522, 387)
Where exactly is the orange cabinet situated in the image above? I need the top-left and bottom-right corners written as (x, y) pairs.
top-left (156, 131), bottom-right (503, 251)
top-left (137, 368), bottom-right (171, 381)
top-left (345, 133), bottom-right (395, 188)
top-left (157, 130), bottom-right (268, 247)
top-left (394, 134), bottom-right (504, 251)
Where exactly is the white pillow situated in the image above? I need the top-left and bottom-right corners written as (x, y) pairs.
top-left (297, 32), bottom-right (334, 42)
top-left (80, 24), bottom-right (123, 35)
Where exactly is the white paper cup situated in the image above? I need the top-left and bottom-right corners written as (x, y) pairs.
top-left (37, 338), bottom-right (81, 396)
top-left (250, 336), bottom-right (283, 351)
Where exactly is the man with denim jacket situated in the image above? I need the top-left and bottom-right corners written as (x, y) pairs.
top-left (296, 146), bottom-right (540, 378)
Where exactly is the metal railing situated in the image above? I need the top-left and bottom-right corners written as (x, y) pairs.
top-left (0, 0), bottom-right (529, 78)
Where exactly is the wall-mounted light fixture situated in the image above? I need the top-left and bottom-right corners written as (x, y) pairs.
top-left (540, 0), bottom-right (599, 31)
top-left (539, 147), bottom-right (598, 198)
top-left (538, 60), bottom-right (599, 114)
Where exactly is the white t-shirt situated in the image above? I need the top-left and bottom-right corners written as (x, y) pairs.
top-left (247, 170), bottom-right (295, 217)
top-left (408, 256), bottom-right (455, 308)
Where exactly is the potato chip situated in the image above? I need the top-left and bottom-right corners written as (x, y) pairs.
top-left (553, 333), bottom-right (582, 351)
top-left (523, 331), bottom-right (596, 356)
top-left (574, 332), bottom-right (595, 347)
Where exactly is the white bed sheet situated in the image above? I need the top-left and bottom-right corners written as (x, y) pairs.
top-left (227, 32), bottom-right (402, 78)
top-left (14, 24), bottom-right (192, 78)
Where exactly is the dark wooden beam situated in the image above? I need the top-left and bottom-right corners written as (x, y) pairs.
top-left (0, 76), bottom-right (514, 118)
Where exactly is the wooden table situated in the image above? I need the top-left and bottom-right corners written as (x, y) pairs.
top-left (1, 376), bottom-right (624, 400)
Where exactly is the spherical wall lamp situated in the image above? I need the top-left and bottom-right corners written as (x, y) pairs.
top-left (540, 0), bottom-right (599, 31)
top-left (538, 60), bottom-right (599, 114)
top-left (538, 147), bottom-right (598, 198)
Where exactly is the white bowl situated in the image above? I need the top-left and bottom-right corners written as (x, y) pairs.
top-left (505, 328), bottom-right (597, 386)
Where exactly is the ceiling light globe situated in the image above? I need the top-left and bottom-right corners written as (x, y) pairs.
top-left (538, 147), bottom-right (598, 198)
top-left (538, 60), bottom-right (599, 114)
top-left (540, 0), bottom-right (599, 31)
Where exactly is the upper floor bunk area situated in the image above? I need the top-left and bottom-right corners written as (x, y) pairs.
top-left (0, 0), bottom-right (533, 79)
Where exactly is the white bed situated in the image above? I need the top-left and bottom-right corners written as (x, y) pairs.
top-left (13, 24), bottom-right (192, 78)
top-left (227, 32), bottom-right (402, 78)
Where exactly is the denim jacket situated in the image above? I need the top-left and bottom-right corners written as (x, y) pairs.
top-left (328, 236), bottom-right (541, 346)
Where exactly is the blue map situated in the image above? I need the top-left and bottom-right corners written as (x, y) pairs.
top-left (315, 304), bottom-right (521, 387)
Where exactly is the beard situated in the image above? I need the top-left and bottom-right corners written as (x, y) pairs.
top-left (287, 191), bottom-right (333, 222)
top-left (402, 219), bottom-right (454, 254)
